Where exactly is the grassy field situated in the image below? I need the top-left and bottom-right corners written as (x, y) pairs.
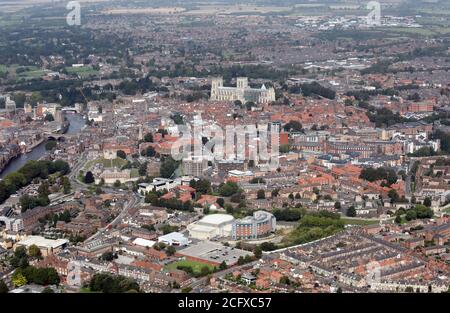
top-left (341, 218), bottom-right (381, 226)
top-left (66, 66), bottom-right (99, 78)
top-left (130, 168), bottom-right (140, 178)
top-left (383, 27), bottom-right (436, 37)
top-left (17, 69), bottom-right (48, 79)
top-left (165, 259), bottom-right (215, 274)
top-left (382, 26), bottom-right (450, 37)
top-left (0, 65), bottom-right (49, 80)
top-left (84, 158), bottom-right (128, 170)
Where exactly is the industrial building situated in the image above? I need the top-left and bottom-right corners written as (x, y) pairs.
top-left (158, 232), bottom-right (189, 246)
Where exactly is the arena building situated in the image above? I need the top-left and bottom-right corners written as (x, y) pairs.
top-left (232, 211), bottom-right (276, 240)
top-left (187, 214), bottom-right (234, 240)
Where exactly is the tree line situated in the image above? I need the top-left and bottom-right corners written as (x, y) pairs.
top-left (0, 159), bottom-right (70, 204)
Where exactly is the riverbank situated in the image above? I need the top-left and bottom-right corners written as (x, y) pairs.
top-left (0, 113), bottom-right (85, 178)
top-left (25, 138), bottom-right (44, 153)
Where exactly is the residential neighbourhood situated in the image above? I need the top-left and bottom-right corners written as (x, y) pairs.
top-left (0, 0), bottom-right (449, 297)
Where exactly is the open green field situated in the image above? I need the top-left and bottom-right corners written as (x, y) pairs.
top-left (165, 259), bottom-right (215, 274)
top-left (382, 26), bottom-right (450, 37)
top-left (0, 65), bottom-right (49, 80)
top-left (130, 168), bottom-right (140, 178)
top-left (341, 218), bottom-right (381, 226)
top-left (66, 66), bottom-right (99, 78)
top-left (18, 69), bottom-right (48, 79)
top-left (84, 158), bottom-right (128, 170)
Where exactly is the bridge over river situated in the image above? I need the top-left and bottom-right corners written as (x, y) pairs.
top-left (0, 114), bottom-right (85, 178)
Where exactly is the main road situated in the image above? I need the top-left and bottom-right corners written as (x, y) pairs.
top-left (84, 192), bottom-right (141, 243)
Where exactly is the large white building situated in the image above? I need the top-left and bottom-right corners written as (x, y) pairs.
top-left (187, 214), bottom-right (235, 240)
top-left (15, 236), bottom-right (68, 257)
top-left (210, 77), bottom-right (275, 104)
top-left (158, 232), bottom-right (189, 246)
top-left (138, 178), bottom-right (181, 194)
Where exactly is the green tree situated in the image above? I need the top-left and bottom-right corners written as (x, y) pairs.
top-left (216, 197), bottom-right (225, 207)
top-left (28, 245), bottom-right (42, 259)
top-left (160, 157), bottom-right (179, 178)
top-left (200, 266), bottom-right (211, 277)
top-left (101, 251), bottom-right (115, 261)
top-left (423, 197), bottom-right (432, 208)
top-left (89, 273), bottom-right (139, 293)
top-left (171, 113), bottom-right (184, 125)
top-left (116, 150), bottom-right (126, 159)
top-left (346, 206), bottom-right (356, 217)
top-left (254, 246), bottom-right (263, 259)
top-left (142, 146), bottom-right (156, 157)
top-left (45, 141), bottom-right (57, 151)
top-left (257, 189), bottom-right (266, 199)
top-left (44, 113), bottom-right (54, 122)
top-left (219, 261), bottom-right (227, 271)
top-left (283, 120), bottom-right (302, 132)
top-left (61, 176), bottom-right (71, 194)
top-left (405, 209), bottom-right (417, 221)
top-left (144, 133), bottom-right (153, 143)
top-left (166, 246), bottom-right (176, 256)
top-left (388, 189), bottom-right (399, 203)
top-left (0, 279), bottom-right (8, 293)
top-left (12, 271), bottom-right (27, 287)
top-left (219, 181), bottom-right (239, 197)
top-left (84, 171), bottom-right (95, 184)
top-left (280, 276), bottom-right (291, 285)
top-left (10, 246), bottom-right (29, 268)
top-left (20, 194), bottom-right (38, 212)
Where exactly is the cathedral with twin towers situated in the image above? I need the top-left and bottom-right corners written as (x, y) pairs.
top-left (210, 77), bottom-right (276, 104)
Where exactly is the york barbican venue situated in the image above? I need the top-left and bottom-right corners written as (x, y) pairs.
top-left (187, 214), bottom-right (235, 240)
top-left (187, 211), bottom-right (276, 241)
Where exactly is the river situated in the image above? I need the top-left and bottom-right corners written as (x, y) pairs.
top-left (0, 113), bottom-right (85, 178)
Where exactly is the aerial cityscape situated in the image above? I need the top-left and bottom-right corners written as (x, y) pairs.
top-left (0, 0), bottom-right (449, 297)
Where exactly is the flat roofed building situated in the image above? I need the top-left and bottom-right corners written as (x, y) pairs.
top-left (15, 236), bottom-right (69, 257)
top-left (132, 238), bottom-right (156, 248)
top-left (187, 214), bottom-right (234, 240)
top-left (158, 232), bottom-right (189, 246)
top-left (177, 241), bottom-right (253, 266)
